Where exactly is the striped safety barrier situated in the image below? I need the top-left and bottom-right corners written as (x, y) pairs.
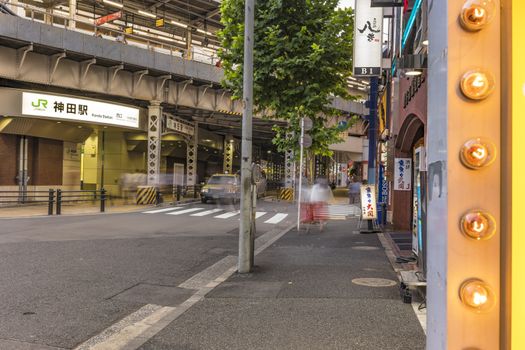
top-left (136, 186), bottom-right (157, 205)
top-left (278, 188), bottom-right (294, 201)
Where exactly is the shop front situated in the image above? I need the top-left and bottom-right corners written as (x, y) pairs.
top-left (391, 73), bottom-right (427, 266)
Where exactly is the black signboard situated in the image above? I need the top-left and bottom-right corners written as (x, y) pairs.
top-left (353, 67), bottom-right (381, 77)
top-left (371, 0), bottom-right (404, 7)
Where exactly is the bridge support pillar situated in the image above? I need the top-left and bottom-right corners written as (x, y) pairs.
top-left (223, 135), bottom-right (234, 174)
top-left (186, 122), bottom-right (198, 188)
top-left (285, 148), bottom-right (294, 189)
top-left (147, 101), bottom-right (162, 186)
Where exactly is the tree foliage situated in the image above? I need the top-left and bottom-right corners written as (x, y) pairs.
top-left (219, 0), bottom-right (356, 157)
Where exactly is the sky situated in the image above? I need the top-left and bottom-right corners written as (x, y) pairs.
top-left (338, 0), bottom-right (354, 9)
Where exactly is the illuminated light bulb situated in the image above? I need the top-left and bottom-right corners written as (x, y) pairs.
top-left (460, 69), bottom-right (495, 100)
top-left (460, 210), bottom-right (496, 240)
top-left (459, 279), bottom-right (495, 312)
top-left (459, 0), bottom-right (495, 31)
top-left (460, 138), bottom-right (496, 169)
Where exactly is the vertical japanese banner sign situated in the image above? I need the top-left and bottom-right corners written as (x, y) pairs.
top-left (360, 185), bottom-right (377, 220)
top-left (394, 158), bottom-right (412, 191)
top-left (353, 0), bottom-right (383, 77)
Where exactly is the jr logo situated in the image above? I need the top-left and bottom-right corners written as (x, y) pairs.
top-left (31, 99), bottom-right (48, 110)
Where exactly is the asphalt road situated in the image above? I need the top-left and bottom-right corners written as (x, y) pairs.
top-left (0, 199), bottom-right (295, 349)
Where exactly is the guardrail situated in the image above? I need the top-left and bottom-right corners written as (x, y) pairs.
top-left (1, 1), bottom-right (220, 66)
top-left (0, 189), bottom-right (108, 215)
top-left (0, 189), bottom-right (55, 215)
top-left (55, 189), bottom-right (107, 215)
top-left (157, 184), bottom-right (202, 204)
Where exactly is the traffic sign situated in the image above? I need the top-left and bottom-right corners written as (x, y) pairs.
top-left (301, 134), bottom-right (312, 148)
top-left (303, 117), bottom-right (313, 131)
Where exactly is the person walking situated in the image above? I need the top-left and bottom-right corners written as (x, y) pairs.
top-left (348, 178), bottom-right (362, 204)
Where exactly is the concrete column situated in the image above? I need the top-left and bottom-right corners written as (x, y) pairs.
top-left (223, 135), bottom-right (234, 174)
top-left (186, 122), bottom-right (198, 186)
top-left (185, 31), bottom-right (193, 60)
top-left (427, 1), bottom-right (501, 349)
top-left (147, 101), bottom-right (162, 186)
top-left (68, 0), bottom-right (76, 29)
top-left (44, 7), bottom-right (53, 24)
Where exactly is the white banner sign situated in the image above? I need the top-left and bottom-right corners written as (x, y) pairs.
top-left (360, 184), bottom-right (377, 220)
top-left (353, 0), bottom-right (383, 76)
top-left (22, 92), bottom-right (140, 128)
top-left (394, 158), bottom-right (412, 191)
top-left (166, 117), bottom-right (195, 136)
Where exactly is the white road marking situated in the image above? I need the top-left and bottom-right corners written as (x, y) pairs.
top-left (214, 210), bottom-right (240, 219)
top-left (412, 302), bottom-right (427, 335)
top-left (264, 213), bottom-right (288, 224)
top-left (166, 208), bottom-right (204, 215)
top-left (255, 211), bottom-right (267, 219)
top-left (142, 207), bottom-right (183, 214)
top-left (76, 224), bottom-right (295, 350)
top-left (190, 208), bottom-right (224, 217)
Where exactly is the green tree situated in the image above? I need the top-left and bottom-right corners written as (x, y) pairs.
top-left (219, 0), bottom-right (357, 160)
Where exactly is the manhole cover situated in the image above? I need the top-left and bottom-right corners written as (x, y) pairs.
top-left (351, 278), bottom-right (397, 287)
top-left (352, 246), bottom-right (379, 251)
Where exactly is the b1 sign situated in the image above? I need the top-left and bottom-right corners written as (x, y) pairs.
top-left (22, 92), bottom-right (139, 128)
top-left (360, 184), bottom-right (377, 220)
top-left (353, 0), bottom-right (383, 77)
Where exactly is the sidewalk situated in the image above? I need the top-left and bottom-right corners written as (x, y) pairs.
top-left (139, 219), bottom-right (426, 350)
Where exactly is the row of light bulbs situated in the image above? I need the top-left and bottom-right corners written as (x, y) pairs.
top-left (456, 0), bottom-right (497, 313)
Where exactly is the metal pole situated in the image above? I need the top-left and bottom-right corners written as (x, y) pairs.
top-left (56, 189), bottom-right (62, 215)
top-left (18, 136), bottom-right (23, 203)
top-left (23, 136), bottom-right (28, 203)
top-left (367, 77), bottom-right (379, 230)
top-left (48, 189), bottom-right (54, 215)
top-left (100, 188), bottom-right (106, 212)
top-left (238, 0), bottom-right (255, 274)
top-left (297, 118), bottom-right (305, 231)
top-left (100, 131), bottom-right (105, 190)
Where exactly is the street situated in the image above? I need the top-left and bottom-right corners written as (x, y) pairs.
top-left (0, 200), bottom-right (296, 349)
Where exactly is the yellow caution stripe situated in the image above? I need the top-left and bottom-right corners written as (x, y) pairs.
top-left (278, 188), bottom-right (294, 201)
top-left (136, 186), bottom-right (157, 205)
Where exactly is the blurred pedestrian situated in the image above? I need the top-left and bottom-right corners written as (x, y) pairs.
top-left (310, 177), bottom-right (334, 230)
top-left (348, 178), bottom-right (362, 204)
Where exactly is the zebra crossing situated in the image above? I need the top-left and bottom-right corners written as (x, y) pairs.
top-left (142, 206), bottom-right (289, 224)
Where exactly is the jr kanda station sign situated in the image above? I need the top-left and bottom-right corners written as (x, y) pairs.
top-left (21, 92), bottom-right (140, 128)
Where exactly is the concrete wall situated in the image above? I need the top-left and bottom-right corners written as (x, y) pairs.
top-left (81, 131), bottom-right (146, 196)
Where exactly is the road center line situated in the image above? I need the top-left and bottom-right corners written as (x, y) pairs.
top-left (74, 223), bottom-right (295, 350)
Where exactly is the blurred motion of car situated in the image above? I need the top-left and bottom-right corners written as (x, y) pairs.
top-left (200, 174), bottom-right (240, 203)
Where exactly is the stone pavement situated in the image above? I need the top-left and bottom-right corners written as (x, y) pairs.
top-left (138, 218), bottom-right (426, 350)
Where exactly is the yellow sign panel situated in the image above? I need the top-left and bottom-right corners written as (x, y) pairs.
top-left (155, 18), bottom-right (164, 27)
top-left (379, 92), bottom-right (387, 135)
top-left (512, 1), bottom-right (525, 348)
top-left (124, 27), bottom-right (133, 34)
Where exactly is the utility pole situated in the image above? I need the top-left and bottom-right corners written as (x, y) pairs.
top-left (238, 0), bottom-right (255, 274)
